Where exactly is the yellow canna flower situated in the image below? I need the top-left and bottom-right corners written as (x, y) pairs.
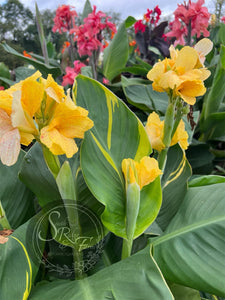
top-left (145, 112), bottom-right (189, 152)
top-left (40, 91), bottom-right (93, 158)
top-left (147, 39), bottom-right (212, 104)
top-left (0, 71), bottom-right (94, 165)
top-left (0, 71), bottom-right (42, 166)
top-left (170, 118), bottom-right (189, 150)
top-left (122, 156), bottom-right (162, 190)
top-left (145, 112), bottom-right (165, 152)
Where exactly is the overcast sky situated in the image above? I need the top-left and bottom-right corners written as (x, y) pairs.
top-left (0, 0), bottom-right (216, 19)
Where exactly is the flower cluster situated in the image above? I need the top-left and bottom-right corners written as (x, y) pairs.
top-left (134, 20), bottom-right (146, 34)
top-left (134, 5), bottom-right (161, 34)
top-left (0, 72), bottom-right (93, 166)
top-left (62, 60), bottom-right (86, 86)
top-left (144, 5), bottom-right (161, 25)
top-left (166, 0), bottom-right (210, 45)
top-left (147, 38), bottom-right (212, 105)
top-left (145, 112), bottom-right (188, 152)
top-left (52, 5), bottom-right (77, 34)
top-left (71, 5), bottom-right (116, 57)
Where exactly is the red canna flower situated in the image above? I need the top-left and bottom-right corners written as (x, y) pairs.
top-left (166, 0), bottom-right (210, 45)
top-left (52, 5), bottom-right (77, 34)
top-left (134, 20), bottom-right (146, 34)
top-left (62, 60), bottom-right (86, 86)
top-left (71, 5), bottom-right (116, 57)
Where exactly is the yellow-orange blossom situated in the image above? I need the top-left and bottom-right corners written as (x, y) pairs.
top-left (145, 112), bottom-right (189, 152)
top-left (122, 156), bottom-right (162, 190)
top-left (0, 71), bottom-right (93, 166)
top-left (147, 38), bottom-right (212, 105)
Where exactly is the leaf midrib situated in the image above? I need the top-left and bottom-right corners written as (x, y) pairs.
top-left (152, 215), bottom-right (225, 247)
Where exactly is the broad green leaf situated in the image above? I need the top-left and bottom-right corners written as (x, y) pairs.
top-left (1, 42), bottom-right (61, 78)
top-left (201, 45), bottom-right (225, 140)
top-left (103, 20), bottom-right (129, 81)
top-left (136, 56), bottom-right (152, 70)
top-left (29, 246), bottom-right (174, 300)
top-left (0, 62), bottom-right (10, 78)
top-left (73, 75), bottom-right (162, 239)
top-left (81, 66), bottom-right (93, 78)
top-left (120, 65), bottom-right (149, 76)
top-left (19, 143), bottom-right (61, 207)
top-left (189, 175), bottom-right (225, 187)
top-left (157, 145), bottom-right (192, 230)
top-left (125, 16), bottom-right (136, 28)
top-left (219, 23), bottom-right (225, 49)
top-left (0, 151), bottom-right (35, 229)
top-left (168, 283), bottom-right (201, 300)
top-left (186, 143), bottom-right (214, 174)
top-left (122, 76), bottom-right (168, 114)
top-left (15, 66), bottom-right (36, 81)
top-left (0, 76), bottom-right (14, 86)
top-left (0, 215), bottom-right (47, 300)
top-left (152, 177), bottom-right (225, 297)
top-left (200, 111), bottom-right (225, 140)
top-left (149, 46), bottom-right (162, 56)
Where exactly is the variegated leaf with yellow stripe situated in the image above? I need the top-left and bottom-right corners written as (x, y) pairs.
top-left (156, 144), bottom-right (192, 230)
top-left (0, 215), bottom-right (47, 300)
top-left (73, 75), bottom-right (162, 239)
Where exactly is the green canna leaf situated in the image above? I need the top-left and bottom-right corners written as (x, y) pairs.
top-left (73, 75), bottom-right (162, 239)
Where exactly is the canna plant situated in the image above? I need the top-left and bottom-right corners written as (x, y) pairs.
top-left (0, 1), bottom-right (225, 300)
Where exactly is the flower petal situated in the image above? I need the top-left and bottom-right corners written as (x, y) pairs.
top-left (145, 112), bottom-right (165, 152)
top-left (0, 109), bottom-right (13, 138)
top-left (21, 79), bottom-right (44, 116)
top-left (0, 91), bottom-right (13, 115)
top-left (40, 126), bottom-right (78, 158)
top-left (11, 90), bottom-right (38, 135)
top-left (171, 119), bottom-right (189, 150)
top-left (176, 80), bottom-right (206, 104)
top-left (48, 100), bottom-right (94, 139)
top-left (0, 128), bottom-right (20, 166)
top-left (45, 74), bottom-right (66, 103)
top-left (137, 156), bottom-right (162, 189)
top-left (175, 46), bottom-right (199, 72)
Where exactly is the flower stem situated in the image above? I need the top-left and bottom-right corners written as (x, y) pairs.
top-left (56, 162), bottom-right (84, 279)
top-left (158, 148), bottom-right (168, 170)
top-left (158, 102), bottom-right (175, 170)
top-left (41, 145), bottom-right (61, 179)
top-left (122, 238), bottom-right (133, 259)
top-left (90, 53), bottom-right (97, 80)
top-left (69, 33), bottom-right (76, 64)
top-left (122, 182), bottom-right (140, 260)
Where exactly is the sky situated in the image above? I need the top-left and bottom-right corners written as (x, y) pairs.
top-left (0, 0), bottom-right (216, 20)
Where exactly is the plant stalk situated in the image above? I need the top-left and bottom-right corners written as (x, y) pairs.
top-left (122, 238), bottom-right (133, 259)
top-left (158, 102), bottom-right (175, 170)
